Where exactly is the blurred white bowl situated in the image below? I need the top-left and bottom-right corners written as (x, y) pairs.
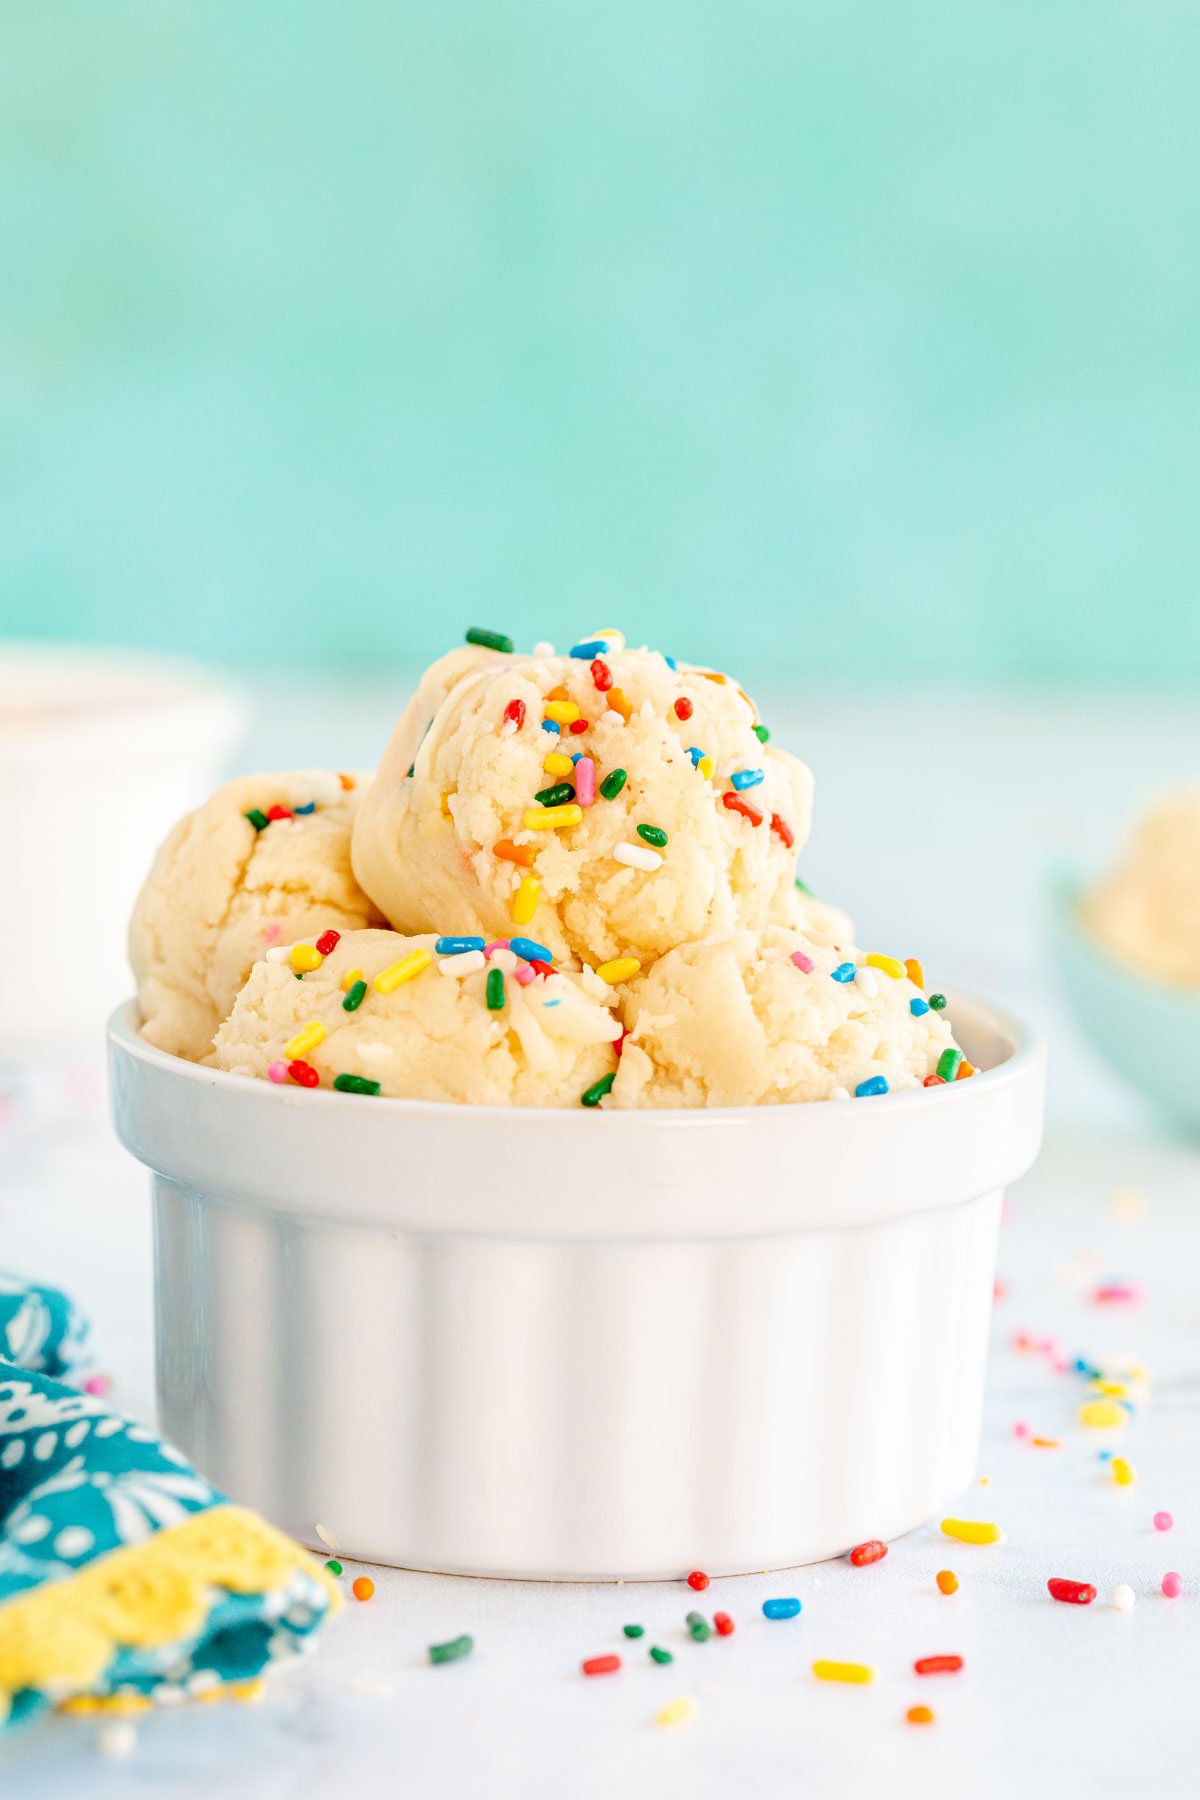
top-left (110, 991), bottom-right (1044, 1580)
top-left (1, 644), bottom-right (244, 1052)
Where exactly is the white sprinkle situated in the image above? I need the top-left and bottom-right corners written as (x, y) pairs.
top-left (614, 842), bottom-right (663, 872)
top-left (853, 967), bottom-right (878, 998)
top-left (97, 1722), bottom-right (137, 1759)
top-left (266, 944), bottom-right (297, 964)
top-left (1112, 1583), bottom-right (1136, 1611)
top-left (829, 1086), bottom-right (852, 1102)
top-left (532, 641), bottom-right (556, 656)
top-left (438, 949), bottom-right (485, 978)
top-left (490, 948), bottom-right (518, 972)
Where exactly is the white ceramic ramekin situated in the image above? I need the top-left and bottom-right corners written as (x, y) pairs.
top-left (2, 644), bottom-right (244, 1051)
top-left (109, 994), bottom-right (1044, 1581)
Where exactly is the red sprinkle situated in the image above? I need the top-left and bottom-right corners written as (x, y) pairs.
top-left (849, 1540), bottom-right (888, 1567)
top-left (265, 803), bottom-right (293, 822)
top-left (713, 1612), bottom-right (735, 1636)
top-left (503, 698), bottom-right (526, 730)
top-left (582, 1654), bottom-right (621, 1676)
top-left (721, 792), bottom-right (764, 827)
top-left (315, 929), bottom-right (341, 956)
top-left (770, 812), bottom-right (794, 849)
top-left (686, 1570), bottom-right (710, 1592)
top-left (287, 1060), bottom-right (319, 1088)
top-left (924, 1074), bottom-right (947, 1087)
top-left (674, 697), bottom-right (694, 721)
top-left (591, 658), bottom-right (613, 692)
top-left (914, 1654), bottom-right (964, 1676)
top-left (529, 959), bottom-right (555, 979)
top-left (1047, 1578), bottom-right (1096, 1605)
top-left (568, 718), bottom-right (590, 734)
top-left (613, 1029), bottom-right (629, 1059)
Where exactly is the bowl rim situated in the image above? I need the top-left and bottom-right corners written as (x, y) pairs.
top-left (108, 988), bottom-right (1044, 1126)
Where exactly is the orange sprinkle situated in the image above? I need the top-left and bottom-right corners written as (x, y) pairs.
top-left (1032, 1436), bottom-right (1060, 1448)
top-left (352, 1576), bottom-right (375, 1602)
top-left (607, 688), bottom-right (633, 722)
top-left (440, 791), bottom-right (454, 819)
top-left (493, 839), bottom-right (535, 867)
top-left (698, 670), bottom-right (727, 685)
top-left (907, 1705), bottom-right (935, 1726)
top-left (905, 957), bottom-right (925, 987)
top-left (935, 1569), bottom-right (958, 1595)
top-left (956, 1060), bottom-right (975, 1080)
top-left (338, 772), bottom-right (356, 790)
top-left (546, 684), bottom-right (570, 701)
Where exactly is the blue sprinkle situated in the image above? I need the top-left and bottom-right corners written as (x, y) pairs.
top-left (569, 639), bottom-right (607, 659)
top-left (571, 752), bottom-right (584, 764)
top-left (686, 746), bottom-right (704, 766)
top-left (730, 768), bottom-right (764, 791)
top-left (910, 997), bottom-right (930, 1017)
top-left (831, 962), bottom-right (856, 983)
top-left (436, 936), bottom-right (486, 956)
top-left (294, 802), bottom-right (316, 815)
top-left (855, 1076), bottom-right (890, 1098)
top-left (662, 653), bottom-right (677, 669)
top-left (541, 719), bottom-right (560, 734)
top-left (541, 998), bottom-right (561, 1008)
top-left (1097, 1448), bottom-right (1114, 1461)
top-left (762, 1597), bottom-right (802, 1620)
top-left (510, 937), bottom-right (551, 963)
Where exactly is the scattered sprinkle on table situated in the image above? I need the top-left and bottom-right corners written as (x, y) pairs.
top-left (907, 1706), bottom-right (935, 1726)
top-left (352, 1576), bottom-right (374, 1601)
top-left (1113, 1584), bottom-right (1136, 1611)
top-left (686, 1570), bottom-right (710, 1591)
top-left (656, 1696), bottom-right (696, 1728)
top-left (762, 1597), bottom-right (801, 1620)
top-left (686, 1612), bottom-right (712, 1642)
top-left (582, 1654), bottom-right (621, 1676)
top-left (623, 1624), bottom-right (644, 1638)
top-left (914, 1654), bottom-right (963, 1675)
top-left (941, 1518), bottom-right (1002, 1545)
top-left (429, 1634), bottom-right (474, 1665)
top-left (1111, 1456), bottom-right (1136, 1485)
top-left (713, 1611), bottom-right (734, 1636)
top-left (936, 1570), bottom-right (959, 1595)
top-left (649, 1645), bottom-right (674, 1665)
top-left (1162, 1572), bottom-right (1183, 1598)
top-left (1047, 1578), bottom-right (1096, 1605)
top-left (324, 1559), bottom-right (342, 1576)
top-left (1078, 1399), bottom-right (1125, 1429)
top-left (1154, 1511), bottom-right (1174, 1531)
top-left (849, 1540), bottom-right (887, 1566)
top-left (813, 1661), bottom-right (874, 1684)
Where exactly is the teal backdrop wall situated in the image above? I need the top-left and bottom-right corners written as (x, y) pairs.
top-left (2, 2), bottom-right (1198, 680)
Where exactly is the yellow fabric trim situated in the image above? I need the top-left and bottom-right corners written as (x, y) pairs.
top-left (0, 1504), bottom-right (339, 1705)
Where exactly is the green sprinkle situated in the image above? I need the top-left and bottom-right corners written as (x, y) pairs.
top-left (753, 723), bottom-right (770, 743)
top-left (429, 1633), bottom-right (474, 1665)
top-left (649, 1645), bottom-right (674, 1665)
top-left (244, 808), bottom-right (270, 832)
top-left (333, 1073), bottom-right (381, 1096)
top-left (599, 768), bottom-right (627, 801)
top-left (636, 824), bottom-right (668, 848)
top-left (486, 967), bottom-right (506, 1010)
top-left (623, 1624), bottom-right (645, 1639)
top-left (466, 627), bottom-right (513, 654)
top-left (406, 763), bottom-right (415, 778)
top-left (686, 1612), bottom-right (712, 1642)
top-left (324, 1559), bottom-right (343, 1576)
top-left (929, 993), bottom-right (947, 1010)
top-left (342, 979), bottom-right (367, 1012)
top-left (936, 1047), bottom-right (963, 1081)
top-left (581, 1071), bottom-right (616, 1108)
top-left (535, 782), bottom-right (576, 807)
top-left (794, 877), bottom-right (811, 895)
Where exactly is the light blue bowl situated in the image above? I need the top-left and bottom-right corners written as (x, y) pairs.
top-left (1052, 877), bottom-right (1200, 1134)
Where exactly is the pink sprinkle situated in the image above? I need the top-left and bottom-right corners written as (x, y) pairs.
top-left (1093, 1282), bottom-right (1141, 1305)
top-left (790, 950), bottom-right (815, 973)
top-left (484, 940), bottom-right (511, 958)
top-left (1154, 1512), bottom-right (1174, 1532)
top-left (1162, 1571), bottom-right (1183, 1598)
top-left (263, 921), bottom-right (282, 944)
top-left (513, 965), bottom-right (535, 986)
top-left (575, 756), bottom-right (596, 807)
top-left (83, 1374), bottom-right (111, 1397)
top-left (1013, 1421), bottom-right (1030, 1439)
top-left (267, 1060), bottom-right (287, 1084)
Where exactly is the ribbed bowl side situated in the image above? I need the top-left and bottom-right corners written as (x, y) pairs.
top-left (154, 1179), bottom-right (1001, 1578)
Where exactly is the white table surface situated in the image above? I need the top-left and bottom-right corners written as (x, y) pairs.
top-left (1, 677), bottom-right (1198, 1798)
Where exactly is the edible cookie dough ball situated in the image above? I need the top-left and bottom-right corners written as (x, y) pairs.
top-left (609, 926), bottom-right (963, 1108)
top-left (1081, 786), bottom-right (1200, 988)
top-left (352, 638), bottom-right (814, 969)
top-left (777, 883), bottom-right (855, 947)
top-left (131, 771), bottom-right (383, 1062)
top-left (213, 928), bottom-right (623, 1106)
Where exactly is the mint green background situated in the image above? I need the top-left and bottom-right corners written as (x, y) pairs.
top-left (2, 3), bottom-right (1198, 678)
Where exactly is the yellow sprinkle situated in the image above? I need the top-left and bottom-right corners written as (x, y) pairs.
top-left (544, 699), bottom-right (580, 726)
top-left (511, 876), bottom-right (540, 925)
top-left (543, 751), bottom-right (575, 777)
top-left (607, 688), bottom-right (633, 722)
top-left (340, 966), bottom-right (364, 992)
top-left (812, 1661), bottom-right (874, 1685)
top-left (229, 1679), bottom-right (266, 1704)
top-left (940, 1518), bottom-right (1003, 1545)
top-left (440, 791), bottom-right (455, 819)
top-left (592, 626), bottom-right (625, 649)
top-left (1079, 1399), bottom-right (1126, 1430)
top-left (595, 956), bottom-right (641, 985)
top-left (289, 944), bottom-right (323, 973)
top-left (656, 1696), bottom-right (697, 1729)
top-left (285, 1020), bottom-right (326, 1060)
top-left (59, 1697), bottom-right (100, 1715)
top-left (698, 669), bottom-right (728, 685)
top-left (1111, 1457), bottom-right (1136, 1486)
top-left (905, 957), bottom-right (925, 987)
top-left (1090, 1379), bottom-right (1130, 1398)
top-left (866, 953), bottom-right (905, 979)
top-left (374, 949), bottom-right (433, 993)
top-left (522, 804), bottom-right (583, 831)
top-left (697, 755), bottom-right (714, 780)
